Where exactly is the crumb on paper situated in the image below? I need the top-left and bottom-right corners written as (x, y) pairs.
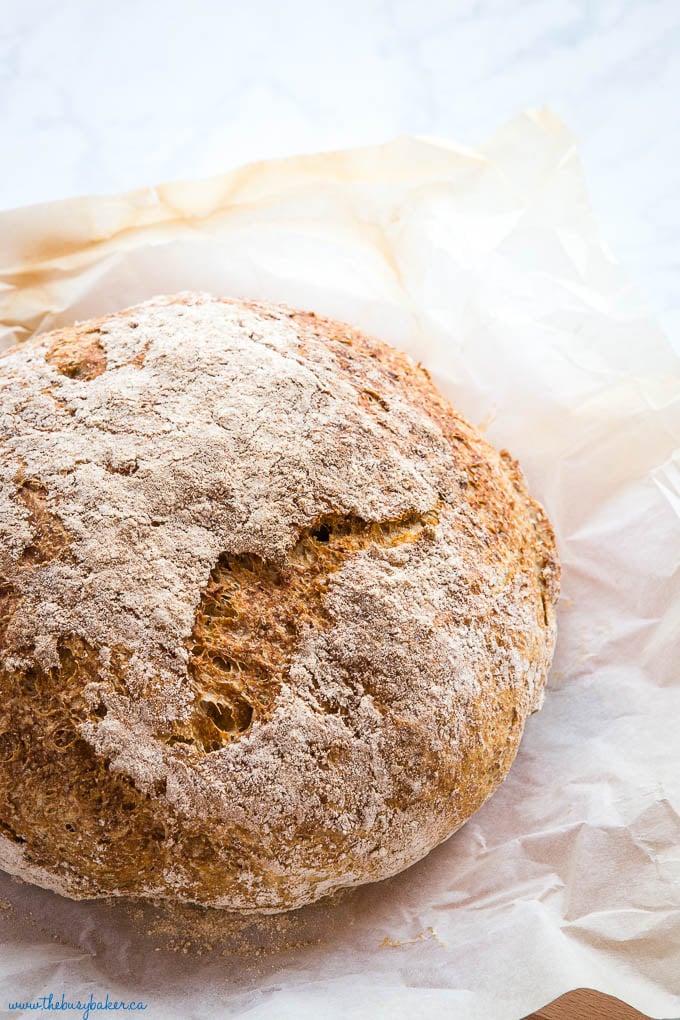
top-left (379, 926), bottom-right (445, 950)
top-left (475, 407), bottom-right (498, 433)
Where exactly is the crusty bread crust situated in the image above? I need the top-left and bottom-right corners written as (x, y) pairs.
top-left (0, 293), bottom-right (559, 911)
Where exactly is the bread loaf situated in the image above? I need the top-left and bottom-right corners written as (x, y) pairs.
top-left (0, 293), bottom-right (559, 912)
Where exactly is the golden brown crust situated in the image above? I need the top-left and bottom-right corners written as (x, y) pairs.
top-left (0, 293), bottom-right (559, 911)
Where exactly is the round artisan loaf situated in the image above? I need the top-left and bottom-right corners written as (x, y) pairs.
top-left (0, 293), bottom-right (559, 912)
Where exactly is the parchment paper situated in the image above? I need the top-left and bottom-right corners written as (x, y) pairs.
top-left (1, 108), bottom-right (679, 1020)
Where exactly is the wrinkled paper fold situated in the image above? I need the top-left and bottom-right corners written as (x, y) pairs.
top-left (1, 109), bottom-right (679, 1020)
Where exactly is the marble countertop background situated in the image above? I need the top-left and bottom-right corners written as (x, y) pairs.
top-left (1, 0), bottom-right (678, 341)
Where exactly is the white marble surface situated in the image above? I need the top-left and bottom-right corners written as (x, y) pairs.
top-left (1, 0), bottom-right (679, 340)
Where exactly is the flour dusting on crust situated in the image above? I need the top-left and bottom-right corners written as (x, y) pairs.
top-left (0, 294), bottom-right (559, 911)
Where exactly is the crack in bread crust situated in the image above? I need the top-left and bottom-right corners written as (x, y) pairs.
top-left (45, 324), bottom-right (108, 380)
top-left (168, 509), bottom-right (439, 752)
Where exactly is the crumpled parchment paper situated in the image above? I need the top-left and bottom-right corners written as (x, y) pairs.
top-left (0, 108), bottom-right (679, 1020)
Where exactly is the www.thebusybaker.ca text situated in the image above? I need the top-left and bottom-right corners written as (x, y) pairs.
top-left (8, 991), bottom-right (148, 1020)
